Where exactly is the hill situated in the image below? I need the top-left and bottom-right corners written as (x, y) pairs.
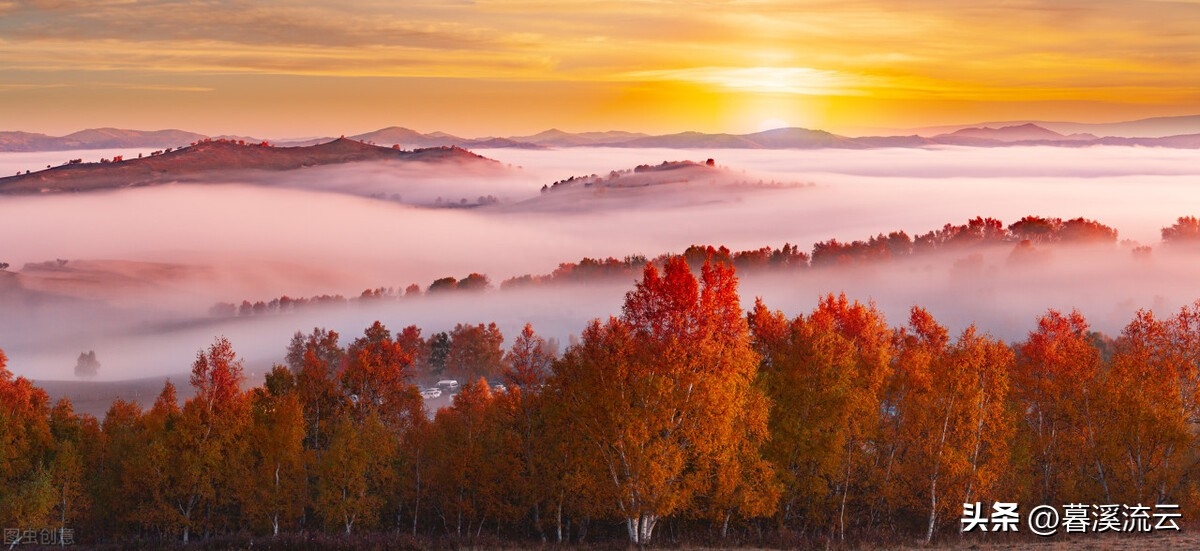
top-left (349, 126), bottom-right (462, 148)
top-left (0, 138), bottom-right (500, 195)
top-left (0, 128), bottom-right (206, 152)
top-left (511, 158), bottom-right (812, 213)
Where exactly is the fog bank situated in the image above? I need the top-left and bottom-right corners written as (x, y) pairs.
top-left (3, 145), bottom-right (1200, 380)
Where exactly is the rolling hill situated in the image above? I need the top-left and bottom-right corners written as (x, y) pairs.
top-left (0, 138), bottom-right (500, 195)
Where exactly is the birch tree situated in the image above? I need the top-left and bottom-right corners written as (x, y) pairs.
top-left (551, 258), bottom-right (775, 545)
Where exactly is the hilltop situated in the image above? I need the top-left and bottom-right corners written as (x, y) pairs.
top-left (0, 138), bottom-right (500, 195)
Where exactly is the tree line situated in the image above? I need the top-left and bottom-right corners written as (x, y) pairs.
top-left (210, 215), bottom-right (1200, 318)
top-left (3, 257), bottom-right (1200, 547)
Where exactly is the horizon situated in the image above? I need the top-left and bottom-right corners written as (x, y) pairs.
top-left (4, 1), bottom-right (1200, 137)
top-left (10, 113), bottom-right (1200, 143)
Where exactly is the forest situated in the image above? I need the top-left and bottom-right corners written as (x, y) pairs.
top-left (2, 255), bottom-right (1199, 548)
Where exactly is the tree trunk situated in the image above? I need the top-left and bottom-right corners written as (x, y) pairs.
top-left (556, 499), bottom-right (563, 543)
top-left (412, 492), bottom-right (420, 536)
top-left (925, 476), bottom-right (938, 544)
top-left (626, 513), bottom-right (658, 545)
top-left (640, 514), bottom-right (658, 545)
top-left (534, 502), bottom-right (544, 541)
top-left (839, 454), bottom-right (851, 542)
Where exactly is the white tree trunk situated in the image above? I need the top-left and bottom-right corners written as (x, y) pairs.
top-left (640, 514), bottom-right (658, 545)
top-left (626, 514), bottom-right (658, 545)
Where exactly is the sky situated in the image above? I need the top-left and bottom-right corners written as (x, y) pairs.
top-left (2, 0), bottom-right (1200, 138)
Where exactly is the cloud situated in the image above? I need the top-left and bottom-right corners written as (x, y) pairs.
top-left (0, 82), bottom-right (67, 91)
top-left (621, 66), bottom-right (877, 96)
top-left (3, 2), bottom-right (1200, 150)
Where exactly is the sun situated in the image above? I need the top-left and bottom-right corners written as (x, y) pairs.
top-left (757, 118), bottom-right (790, 132)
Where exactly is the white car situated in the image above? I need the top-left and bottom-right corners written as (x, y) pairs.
top-left (420, 387), bottom-right (443, 399)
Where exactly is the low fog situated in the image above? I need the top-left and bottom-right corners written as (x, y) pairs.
top-left (3, 145), bottom-right (1200, 380)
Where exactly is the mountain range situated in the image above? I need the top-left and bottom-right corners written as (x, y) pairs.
top-left (904, 114), bottom-right (1200, 140)
top-left (5, 114), bottom-right (1200, 153)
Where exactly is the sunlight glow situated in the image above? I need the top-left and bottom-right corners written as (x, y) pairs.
top-left (625, 66), bottom-right (868, 96)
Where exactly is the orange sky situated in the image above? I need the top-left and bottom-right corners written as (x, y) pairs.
top-left (2, 0), bottom-right (1199, 138)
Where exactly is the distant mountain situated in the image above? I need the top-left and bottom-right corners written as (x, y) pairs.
top-left (348, 127), bottom-right (544, 149)
top-left (0, 131), bottom-right (59, 151)
top-left (904, 115), bottom-right (1200, 139)
top-left (333, 125), bottom-right (1200, 150)
top-left (509, 129), bottom-right (652, 147)
top-left (349, 126), bottom-right (462, 148)
top-left (1093, 134), bottom-right (1200, 148)
top-left (0, 138), bottom-right (500, 195)
top-left (0, 128), bottom-right (206, 152)
top-left (1040, 115), bottom-right (1200, 139)
top-left (936, 123), bottom-right (1093, 143)
top-left (740, 127), bottom-right (863, 149)
top-left (9, 116), bottom-right (1200, 156)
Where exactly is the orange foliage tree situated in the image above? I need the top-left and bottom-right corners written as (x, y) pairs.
top-left (887, 309), bottom-right (1014, 542)
top-left (0, 349), bottom-right (56, 529)
top-left (445, 323), bottom-right (506, 382)
top-left (245, 366), bottom-right (307, 535)
top-left (1012, 310), bottom-right (1107, 505)
top-left (1100, 308), bottom-right (1196, 506)
top-left (426, 379), bottom-right (518, 538)
top-left (748, 294), bottom-right (892, 542)
top-left (551, 257), bottom-right (776, 544)
top-left (169, 337), bottom-right (251, 542)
